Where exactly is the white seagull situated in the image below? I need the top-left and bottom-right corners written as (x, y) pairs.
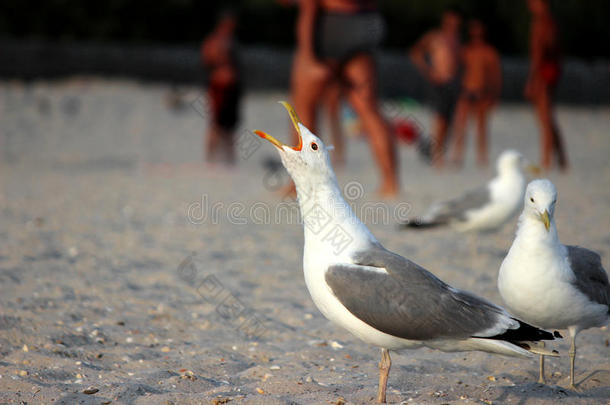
top-left (402, 150), bottom-right (528, 232)
top-left (498, 179), bottom-right (610, 389)
top-left (255, 102), bottom-right (558, 403)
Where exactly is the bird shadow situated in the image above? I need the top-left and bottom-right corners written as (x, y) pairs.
top-left (576, 369), bottom-right (610, 388)
top-left (494, 383), bottom-right (569, 405)
top-left (493, 376), bottom-right (610, 405)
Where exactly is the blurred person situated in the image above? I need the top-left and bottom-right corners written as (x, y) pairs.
top-left (323, 82), bottom-right (346, 167)
top-left (201, 11), bottom-right (241, 165)
top-left (276, 0), bottom-right (345, 167)
top-left (410, 7), bottom-right (462, 168)
top-left (290, 0), bottom-right (398, 196)
top-left (450, 19), bottom-right (502, 168)
top-left (525, 0), bottom-right (568, 171)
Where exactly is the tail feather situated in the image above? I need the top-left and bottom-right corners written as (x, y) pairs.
top-left (483, 319), bottom-right (559, 342)
top-left (476, 319), bottom-right (561, 357)
top-left (516, 341), bottom-right (560, 357)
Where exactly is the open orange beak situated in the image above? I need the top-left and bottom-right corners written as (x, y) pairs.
top-left (253, 101), bottom-right (303, 151)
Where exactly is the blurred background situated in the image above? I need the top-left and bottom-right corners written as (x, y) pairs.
top-left (1, 0), bottom-right (609, 102)
top-left (1, 3), bottom-right (610, 403)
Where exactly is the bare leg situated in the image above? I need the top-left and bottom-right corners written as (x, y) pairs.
top-left (377, 348), bottom-right (391, 403)
top-left (221, 129), bottom-right (235, 165)
top-left (538, 341), bottom-right (546, 384)
top-left (285, 55), bottom-right (332, 197)
top-left (475, 102), bottom-right (490, 167)
top-left (432, 115), bottom-right (449, 168)
top-left (324, 83), bottom-right (345, 167)
top-left (205, 124), bottom-right (221, 163)
top-left (552, 124), bottom-right (568, 171)
top-left (292, 67), bottom-right (329, 138)
top-left (450, 97), bottom-right (470, 167)
top-left (344, 54), bottom-right (398, 197)
top-left (533, 89), bottom-right (554, 170)
top-left (569, 333), bottom-right (577, 390)
top-left (547, 90), bottom-right (568, 171)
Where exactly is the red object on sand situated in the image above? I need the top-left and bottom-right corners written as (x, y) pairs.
top-left (393, 118), bottom-right (420, 144)
top-left (540, 61), bottom-right (561, 87)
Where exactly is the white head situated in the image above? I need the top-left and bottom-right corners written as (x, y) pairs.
top-left (254, 102), bottom-right (337, 189)
top-left (496, 149), bottom-right (524, 175)
top-left (523, 179), bottom-right (557, 231)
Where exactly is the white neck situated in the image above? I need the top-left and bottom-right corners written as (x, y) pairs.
top-left (295, 178), bottom-right (378, 262)
top-left (514, 213), bottom-right (560, 250)
top-left (498, 167), bottom-right (523, 182)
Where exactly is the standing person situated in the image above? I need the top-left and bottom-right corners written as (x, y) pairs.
top-left (277, 0), bottom-right (346, 168)
top-left (290, 0), bottom-right (398, 197)
top-left (323, 82), bottom-right (346, 167)
top-left (410, 7), bottom-right (462, 168)
top-left (201, 12), bottom-right (241, 165)
top-left (450, 19), bottom-right (502, 168)
top-left (525, 0), bottom-right (568, 171)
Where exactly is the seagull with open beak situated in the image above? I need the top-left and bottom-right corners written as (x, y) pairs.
top-left (255, 102), bottom-right (558, 403)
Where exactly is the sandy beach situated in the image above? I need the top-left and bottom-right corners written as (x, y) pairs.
top-left (1, 79), bottom-right (609, 404)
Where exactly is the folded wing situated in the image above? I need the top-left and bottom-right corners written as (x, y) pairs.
top-left (326, 246), bottom-right (555, 342)
top-left (404, 185), bottom-right (491, 228)
top-left (567, 245), bottom-right (610, 312)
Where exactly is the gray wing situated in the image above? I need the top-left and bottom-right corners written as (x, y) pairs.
top-left (567, 245), bottom-right (610, 311)
top-left (325, 246), bottom-right (512, 341)
top-left (426, 185), bottom-right (491, 224)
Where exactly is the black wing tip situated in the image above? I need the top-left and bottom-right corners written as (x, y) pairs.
top-left (482, 320), bottom-right (559, 343)
top-left (515, 342), bottom-right (559, 355)
top-left (398, 219), bottom-right (443, 230)
top-left (516, 320), bottom-right (558, 341)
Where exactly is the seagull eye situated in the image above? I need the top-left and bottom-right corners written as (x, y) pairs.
top-left (310, 142), bottom-right (318, 151)
top-left (530, 197), bottom-right (535, 203)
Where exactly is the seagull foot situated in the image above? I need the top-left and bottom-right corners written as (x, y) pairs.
top-left (376, 348), bottom-right (391, 403)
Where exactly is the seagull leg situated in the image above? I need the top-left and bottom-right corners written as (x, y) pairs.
top-left (538, 354), bottom-right (546, 384)
top-left (569, 334), bottom-right (577, 390)
top-left (537, 341), bottom-right (546, 384)
top-left (377, 348), bottom-right (391, 403)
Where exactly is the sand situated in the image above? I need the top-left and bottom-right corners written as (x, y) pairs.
top-left (0, 78), bottom-right (609, 404)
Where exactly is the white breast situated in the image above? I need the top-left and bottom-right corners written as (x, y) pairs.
top-left (498, 240), bottom-right (605, 330)
top-left (302, 249), bottom-right (423, 350)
